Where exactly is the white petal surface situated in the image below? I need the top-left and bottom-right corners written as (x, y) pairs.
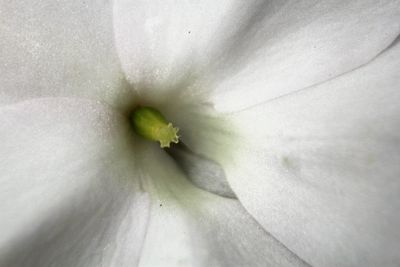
top-left (198, 42), bottom-right (400, 266)
top-left (113, 0), bottom-right (400, 110)
top-left (113, 0), bottom-right (233, 92)
top-left (134, 143), bottom-right (308, 267)
top-left (0, 98), bottom-right (149, 267)
top-left (0, 0), bottom-right (131, 107)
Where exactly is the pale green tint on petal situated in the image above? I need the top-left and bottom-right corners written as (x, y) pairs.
top-left (166, 143), bottom-right (236, 198)
top-left (0, 0), bottom-right (132, 108)
top-left (0, 98), bottom-right (149, 267)
top-left (154, 102), bottom-right (237, 198)
top-left (199, 43), bottom-right (400, 266)
top-left (134, 143), bottom-right (308, 267)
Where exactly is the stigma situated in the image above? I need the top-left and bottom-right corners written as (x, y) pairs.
top-left (131, 106), bottom-right (179, 148)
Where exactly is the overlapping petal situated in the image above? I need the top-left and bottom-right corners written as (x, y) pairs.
top-left (196, 41), bottom-right (400, 266)
top-left (0, 96), bottom-right (303, 267)
top-left (0, 98), bottom-right (149, 267)
top-left (210, 0), bottom-right (400, 111)
top-left (134, 144), bottom-right (308, 267)
top-left (1, 0), bottom-right (399, 266)
top-left (113, 0), bottom-right (400, 111)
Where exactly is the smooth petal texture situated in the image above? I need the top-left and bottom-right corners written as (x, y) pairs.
top-left (198, 42), bottom-right (400, 266)
top-left (0, 98), bottom-right (149, 267)
top-left (0, 0), bottom-right (132, 107)
top-left (113, 0), bottom-right (233, 95)
top-left (210, 0), bottom-right (400, 111)
top-left (113, 0), bottom-right (400, 111)
top-left (134, 144), bottom-right (308, 267)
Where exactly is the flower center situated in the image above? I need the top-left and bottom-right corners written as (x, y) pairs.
top-left (131, 106), bottom-right (179, 148)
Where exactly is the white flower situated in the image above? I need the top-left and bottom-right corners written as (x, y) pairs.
top-left (1, 0), bottom-right (399, 266)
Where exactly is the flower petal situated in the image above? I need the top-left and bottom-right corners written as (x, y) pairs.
top-left (113, 0), bottom-right (234, 98)
top-left (210, 0), bottom-right (400, 111)
top-left (113, 0), bottom-right (399, 110)
top-left (0, 98), bottom-right (149, 266)
top-left (0, 0), bottom-right (131, 107)
top-left (200, 42), bottom-right (400, 266)
top-left (135, 144), bottom-right (308, 267)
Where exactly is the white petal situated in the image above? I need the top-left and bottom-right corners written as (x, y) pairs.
top-left (210, 0), bottom-right (400, 111)
top-left (113, 0), bottom-right (236, 103)
top-left (0, 0), bottom-right (131, 107)
top-left (134, 144), bottom-right (307, 267)
top-left (113, 0), bottom-right (399, 109)
top-left (198, 42), bottom-right (400, 266)
top-left (113, 0), bottom-right (229, 82)
top-left (0, 98), bottom-right (149, 267)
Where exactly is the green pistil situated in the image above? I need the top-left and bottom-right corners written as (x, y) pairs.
top-left (131, 106), bottom-right (179, 148)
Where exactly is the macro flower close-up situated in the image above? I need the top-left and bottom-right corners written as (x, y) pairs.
top-left (1, 0), bottom-right (400, 266)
